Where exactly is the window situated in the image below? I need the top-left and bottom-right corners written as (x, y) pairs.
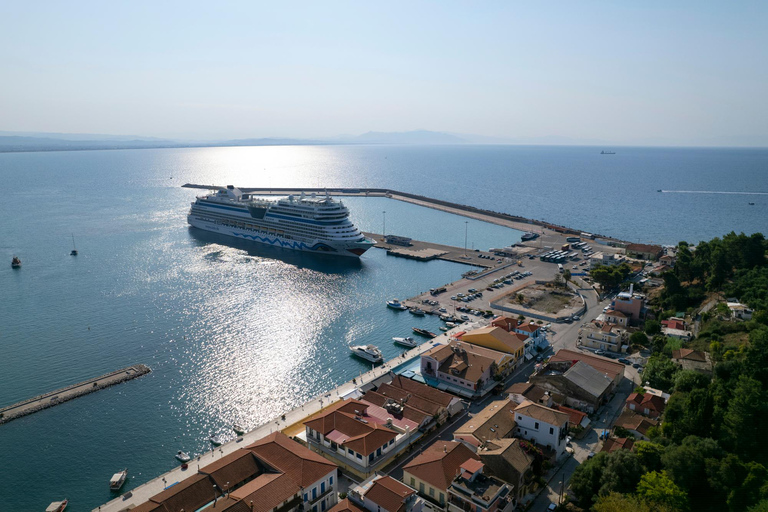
top-left (322, 501), bottom-right (326, 511)
top-left (420, 482), bottom-right (425, 493)
top-left (389, 439), bottom-right (394, 446)
top-left (369, 453), bottom-right (374, 463)
top-left (348, 448), bottom-right (354, 454)
top-left (550, 427), bottom-right (554, 435)
top-left (330, 476), bottom-right (333, 485)
top-left (439, 493), bottom-right (445, 504)
top-left (429, 488), bottom-right (434, 497)
top-left (410, 477), bottom-right (415, 486)
top-left (312, 488), bottom-right (317, 500)
top-left (357, 453), bottom-right (363, 460)
top-left (321, 482), bottom-right (325, 493)
top-left (535, 422), bottom-right (539, 429)
top-left (304, 493), bottom-right (308, 502)
top-left (376, 447), bottom-right (382, 457)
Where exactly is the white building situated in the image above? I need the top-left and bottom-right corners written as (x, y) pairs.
top-left (727, 301), bottom-right (754, 320)
top-left (513, 400), bottom-right (570, 459)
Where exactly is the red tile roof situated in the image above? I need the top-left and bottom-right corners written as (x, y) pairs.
top-left (329, 498), bottom-right (366, 512)
top-left (601, 437), bottom-right (635, 453)
top-left (303, 400), bottom-right (398, 456)
top-left (228, 472), bottom-right (300, 512)
top-left (246, 431), bottom-right (337, 487)
top-left (364, 476), bottom-right (416, 512)
top-left (403, 441), bottom-right (480, 492)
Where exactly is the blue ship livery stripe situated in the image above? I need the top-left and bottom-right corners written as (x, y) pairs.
top-left (231, 231), bottom-right (337, 252)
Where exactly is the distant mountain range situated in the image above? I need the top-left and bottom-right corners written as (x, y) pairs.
top-left (0, 129), bottom-right (763, 152)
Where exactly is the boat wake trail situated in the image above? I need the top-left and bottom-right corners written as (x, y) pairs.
top-left (659, 190), bottom-right (768, 195)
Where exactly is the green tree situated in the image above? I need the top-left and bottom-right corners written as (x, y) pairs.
top-left (636, 470), bottom-right (688, 510)
top-left (634, 441), bottom-right (665, 473)
top-left (642, 356), bottom-right (680, 391)
top-left (563, 269), bottom-right (572, 285)
top-left (593, 493), bottom-right (678, 512)
top-left (748, 499), bottom-right (768, 512)
top-left (723, 376), bottom-right (768, 461)
top-left (673, 370), bottom-right (711, 393)
top-left (645, 320), bottom-right (662, 335)
top-left (629, 331), bottom-right (648, 347)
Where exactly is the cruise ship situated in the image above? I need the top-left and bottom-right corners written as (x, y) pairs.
top-left (187, 186), bottom-right (376, 257)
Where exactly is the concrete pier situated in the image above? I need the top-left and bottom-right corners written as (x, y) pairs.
top-left (0, 365), bottom-right (150, 425)
top-left (181, 184), bottom-right (629, 245)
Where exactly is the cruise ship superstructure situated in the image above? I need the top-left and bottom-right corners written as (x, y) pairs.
top-left (188, 186), bottom-right (375, 257)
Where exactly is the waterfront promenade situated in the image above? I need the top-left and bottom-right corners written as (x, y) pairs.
top-left (92, 326), bottom-right (483, 512)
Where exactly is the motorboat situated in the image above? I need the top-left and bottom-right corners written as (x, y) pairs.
top-left (409, 307), bottom-right (426, 316)
top-left (46, 500), bottom-right (68, 512)
top-left (349, 344), bottom-right (383, 363)
top-left (175, 450), bottom-right (191, 463)
top-left (412, 327), bottom-right (437, 338)
top-left (109, 469), bottom-right (128, 491)
top-left (445, 322), bottom-right (456, 328)
top-left (393, 336), bottom-right (417, 348)
top-left (386, 299), bottom-right (408, 310)
top-left (233, 424), bottom-right (247, 435)
top-left (11, 256), bottom-right (21, 268)
top-left (209, 434), bottom-right (223, 446)
top-left (439, 326), bottom-right (448, 331)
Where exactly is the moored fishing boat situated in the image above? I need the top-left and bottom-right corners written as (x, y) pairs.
top-left (109, 469), bottom-right (127, 491)
top-left (412, 327), bottom-right (437, 338)
top-left (386, 299), bottom-right (408, 310)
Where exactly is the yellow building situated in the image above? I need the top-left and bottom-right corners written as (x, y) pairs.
top-left (458, 326), bottom-right (526, 371)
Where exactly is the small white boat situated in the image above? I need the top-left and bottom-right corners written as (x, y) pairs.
top-left (175, 450), bottom-right (191, 462)
top-left (387, 299), bottom-right (408, 310)
top-left (409, 307), bottom-right (426, 316)
top-left (209, 434), bottom-right (223, 446)
top-left (350, 344), bottom-right (383, 363)
top-left (233, 424), bottom-right (247, 435)
top-left (109, 469), bottom-right (127, 491)
top-left (446, 322), bottom-right (456, 328)
top-left (439, 326), bottom-right (448, 331)
top-left (46, 500), bottom-right (68, 512)
top-left (393, 336), bottom-right (417, 348)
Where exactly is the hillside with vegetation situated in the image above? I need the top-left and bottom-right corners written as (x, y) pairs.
top-left (569, 232), bottom-right (768, 512)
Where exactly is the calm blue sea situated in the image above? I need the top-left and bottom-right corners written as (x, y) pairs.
top-left (0, 145), bottom-right (766, 510)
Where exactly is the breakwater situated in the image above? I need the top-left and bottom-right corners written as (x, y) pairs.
top-left (0, 365), bottom-right (150, 425)
top-left (181, 184), bottom-right (626, 243)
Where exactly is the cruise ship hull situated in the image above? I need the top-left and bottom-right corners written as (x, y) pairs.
top-left (188, 216), bottom-right (374, 258)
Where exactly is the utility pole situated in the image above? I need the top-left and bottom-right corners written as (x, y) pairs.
top-left (383, 211), bottom-right (386, 241)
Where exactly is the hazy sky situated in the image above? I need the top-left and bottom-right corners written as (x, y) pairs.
top-left (1, 1), bottom-right (766, 144)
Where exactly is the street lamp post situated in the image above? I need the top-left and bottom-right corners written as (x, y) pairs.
top-left (464, 221), bottom-right (469, 256)
top-left (383, 211), bottom-right (386, 240)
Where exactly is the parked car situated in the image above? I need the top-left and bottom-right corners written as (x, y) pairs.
top-left (618, 358), bottom-right (630, 365)
top-left (632, 363), bottom-right (641, 369)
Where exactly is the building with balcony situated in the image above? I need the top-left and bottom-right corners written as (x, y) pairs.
top-left (580, 320), bottom-right (628, 353)
top-left (129, 432), bottom-right (338, 512)
top-left (403, 441), bottom-right (480, 508)
top-left (478, 438), bottom-right (535, 500)
top-left (513, 401), bottom-right (570, 459)
top-left (304, 399), bottom-right (420, 479)
top-left (420, 341), bottom-right (510, 398)
top-left (457, 326), bottom-right (526, 370)
top-left (347, 474), bottom-right (424, 512)
top-left (446, 459), bottom-right (515, 512)
top-left (453, 399), bottom-right (516, 451)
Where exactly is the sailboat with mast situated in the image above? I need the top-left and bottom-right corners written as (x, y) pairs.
top-left (70, 235), bottom-right (78, 256)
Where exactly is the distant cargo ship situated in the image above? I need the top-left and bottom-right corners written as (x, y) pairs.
top-left (600, 150), bottom-right (616, 155)
top-left (521, 232), bottom-right (539, 241)
top-left (187, 186), bottom-right (375, 257)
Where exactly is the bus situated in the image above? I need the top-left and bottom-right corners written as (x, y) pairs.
top-left (558, 263), bottom-right (564, 273)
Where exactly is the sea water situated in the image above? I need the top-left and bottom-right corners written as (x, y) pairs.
top-left (0, 144), bottom-right (766, 510)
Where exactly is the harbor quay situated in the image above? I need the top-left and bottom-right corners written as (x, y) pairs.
top-left (93, 331), bottom-right (471, 512)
